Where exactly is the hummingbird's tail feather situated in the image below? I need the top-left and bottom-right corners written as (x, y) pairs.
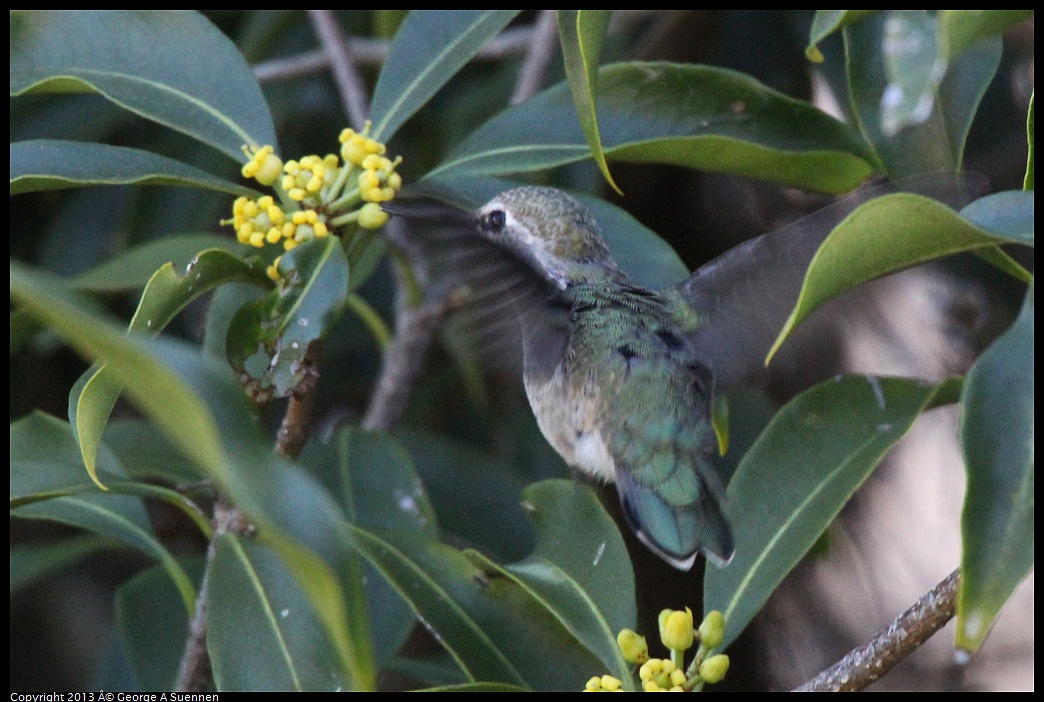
top-left (616, 468), bottom-right (734, 571)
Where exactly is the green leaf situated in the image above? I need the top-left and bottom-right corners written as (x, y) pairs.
top-left (557, 10), bottom-right (619, 194)
top-left (227, 237), bottom-right (349, 400)
top-left (103, 419), bottom-right (204, 483)
top-left (428, 62), bottom-right (876, 194)
top-left (9, 140), bottom-right (259, 196)
top-left (767, 193), bottom-right (1028, 364)
top-left (473, 480), bottom-right (636, 687)
top-left (209, 534), bottom-right (349, 691)
top-left (370, 10), bottom-right (522, 143)
top-left (960, 191), bottom-right (1035, 246)
top-left (938, 10), bottom-right (1034, 60)
top-left (10, 535), bottom-right (113, 592)
top-left (116, 557), bottom-right (205, 691)
top-left (11, 263), bottom-right (373, 688)
top-left (71, 249), bottom-right (271, 489)
top-left (806, 11), bottom-right (878, 62)
top-left (69, 235), bottom-right (245, 292)
top-left (304, 427), bottom-right (441, 673)
top-left (957, 285), bottom-right (1033, 653)
top-left (350, 527), bottom-right (604, 690)
top-left (10, 11), bottom-right (276, 160)
top-left (704, 375), bottom-right (962, 648)
top-left (845, 11), bottom-right (1001, 177)
top-left (10, 413), bottom-right (202, 610)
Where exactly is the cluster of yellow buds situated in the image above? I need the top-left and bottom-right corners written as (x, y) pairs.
top-left (583, 674), bottom-right (623, 692)
top-left (224, 122), bottom-right (403, 280)
top-left (588, 609), bottom-right (729, 692)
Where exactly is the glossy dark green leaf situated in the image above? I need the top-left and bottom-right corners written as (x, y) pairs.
top-left (303, 427), bottom-right (438, 670)
top-left (473, 480), bottom-right (636, 687)
top-left (370, 10), bottom-right (522, 143)
top-left (71, 249), bottom-right (271, 488)
top-left (209, 534), bottom-right (348, 691)
top-left (957, 285), bottom-right (1033, 653)
top-left (350, 526), bottom-right (604, 690)
top-left (557, 10), bottom-right (619, 193)
top-left (704, 375), bottom-right (962, 648)
top-left (9, 140), bottom-right (259, 196)
top-left (768, 193), bottom-right (1029, 363)
top-left (69, 235), bottom-right (243, 292)
top-left (10, 11), bottom-right (276, 160)
top-left (805, 11), bottom-right (878, 62)
top-left (227, 237), bottom-right (349, 400)
top-left (10, 535), bottom-right (113, 592)
top-left (115, 557), bottom-right (205, 691)
top-left (11, 262), bottom-right (371, 688)
top-left (428, 62), bottom-right (876, 194)
top-left (845, 12), bottom-right (1001, 177)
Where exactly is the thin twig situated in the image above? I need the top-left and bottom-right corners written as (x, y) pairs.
top-left (795, 568), bottom-right (962, 692)
top-left (308, 9), bottom-right (370, 130)
top-left (254, 26), bottom-right (536, 84)
top-left (276, 340), bottom-right (323, 459)
top-left (175, 502), bottom-right (250, 692)
top-left (511, 10), bottom-right (560, 104)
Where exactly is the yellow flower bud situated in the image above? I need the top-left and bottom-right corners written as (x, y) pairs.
top-left (585, 676), bottom-right (601, 691)
top-left (660, 608), bottom-right (694, 652)
top-left (357, 202), bottom-right (388, 229)
top-left (669, 669), bottom-right (686, 687)
top-left (698, 610), bottom-right (725, 651)
top-left (599, 675), bottom-right (621, 692)
top-left (642, 679), bottom-right (662, 692)
top-left (698, 654), bottom-right (729, 684)
top-left (616, 629), bottom-right (648, 664)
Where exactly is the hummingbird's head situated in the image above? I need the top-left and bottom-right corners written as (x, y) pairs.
top-left (476, 187), bottom-right (620, 288)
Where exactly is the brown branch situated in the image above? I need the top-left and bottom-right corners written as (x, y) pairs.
top-left (308, 9), bottom-right (370, 130)
top-left (254, 26), bottom-right (537, 84)
top-left (795, 568), bottom-right (962, 692)
top-left (511, 10), bottom-right (559, 104)
top-left (175, 502), bottom-right (251, 692)
top-left (361, 218), bottom-right (449, 433)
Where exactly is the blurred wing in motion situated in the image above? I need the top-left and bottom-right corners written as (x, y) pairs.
top-left (674, 173), bottom-right (989, 391)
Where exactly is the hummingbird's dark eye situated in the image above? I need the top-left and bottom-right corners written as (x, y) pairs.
top-left (485, 209), bottom-right (506, 232)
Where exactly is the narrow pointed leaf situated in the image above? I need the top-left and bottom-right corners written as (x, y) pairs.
top-left (558, 10), bottom-right (619, 193)
top-left (427, 62), bottom-right (876, 194)
top-left (350, 527), bottom-right (605, 690)
top-left (227, 237), bottom-right (349, 400)
top-left (10, 11), bottom-right (276, 160)
top-left (705, 375), bottom-right (962, 648)
top-left (806, 11), bottom-right (878, 62)
top-left (768, 193), bottom-right (1029, 363)
top-left (370, 10), bottom-right (521, 142)
top-left (472, 480), bottom-right (636, 686)
top-left (957, 286), bottom-right (1033, 653)
top-left (12, 263), bottom-right (374, 689)
top-left (10, 140), bottom-right (259, 196)
top-left (209, 534), bottom-right (348, 691)
top-left (69, 235), bottom-right (243, 292)
top-left (71, 249), bottom-right (270, 488)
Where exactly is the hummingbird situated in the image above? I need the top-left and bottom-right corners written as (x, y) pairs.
top-left (392, 175), bottom-right (983, 570)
